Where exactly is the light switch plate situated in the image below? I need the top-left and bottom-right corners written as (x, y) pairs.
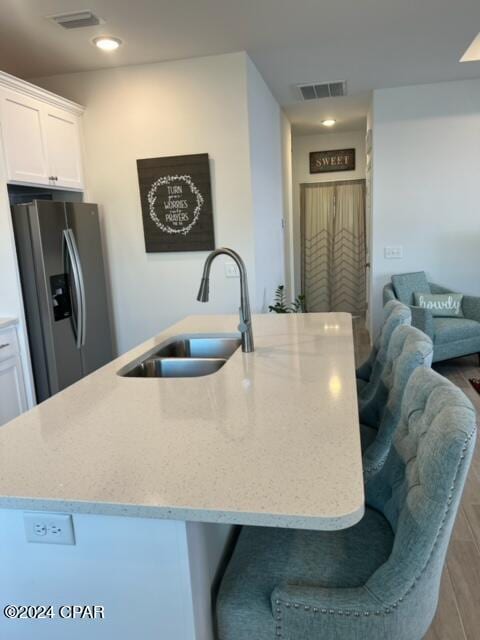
top-left (224, 262), bottom-right (239, 278)
top-left (24, 512), bottom-right (75, 545)
top-left (384, 246), bottom-right (403, 259)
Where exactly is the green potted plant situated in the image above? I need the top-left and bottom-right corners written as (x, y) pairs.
top-left (269, 285), bottom-right (305, 313)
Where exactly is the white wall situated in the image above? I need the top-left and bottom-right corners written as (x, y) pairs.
top-left (246, 57), bottom-right (285, 311)
top-left (35, 52), bottom-right (282, 354)
top-left (370, 78), bottom-right (480, 335)
top-left (291, 130), bottom-right (366, 295)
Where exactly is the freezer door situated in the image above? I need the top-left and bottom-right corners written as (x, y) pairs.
top-left (21, 201), bottom-right (83, 400)
top-left (65, 203), bottom-right (113, 375)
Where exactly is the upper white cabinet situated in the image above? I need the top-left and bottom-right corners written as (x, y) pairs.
top-left (43, 105), bottom-right (84, 190)
top-left (0, 89), bottom-right (49, 186)
top-left (0, 72), bottom-right (85, 191)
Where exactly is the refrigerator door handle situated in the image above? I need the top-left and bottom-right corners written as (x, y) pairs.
top-left (68, 228), bottom-right (87, 348)
top-left (63, 229), bottom-right (87, 349)
top-left (63, 230), bottom-right (80, 348)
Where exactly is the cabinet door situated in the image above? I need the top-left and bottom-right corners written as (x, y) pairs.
top-left (43, 106), bottom-right (84, 190)
top-left (0, 89), bottom-right (49, 185)
top-left (0, 357), bottom-right (27, 426)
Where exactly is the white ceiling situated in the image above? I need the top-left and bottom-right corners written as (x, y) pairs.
top-left (1, 0), bottom-right (480, 134)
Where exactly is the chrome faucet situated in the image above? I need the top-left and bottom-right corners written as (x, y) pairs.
top-left (197, 248), bottom-right (254, 353)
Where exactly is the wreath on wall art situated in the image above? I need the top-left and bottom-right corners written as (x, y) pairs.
top-left (137, 153), bottom-right (215, 253)
top-left (147, 174), bottom-right (204, 236)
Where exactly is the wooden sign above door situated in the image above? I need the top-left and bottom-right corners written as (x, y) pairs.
top-left (309, 148), bottom-right (355, 174)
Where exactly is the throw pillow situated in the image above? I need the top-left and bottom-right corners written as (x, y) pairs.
top-left (392, 272), bottom-right (430, 305)
top-left (414, 292), bottom-right (464, 317)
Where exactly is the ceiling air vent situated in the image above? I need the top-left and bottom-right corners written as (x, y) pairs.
top-left (297, 81), bottom-right (347, 101)
top-left (49, 11), bottom-right (104, 29)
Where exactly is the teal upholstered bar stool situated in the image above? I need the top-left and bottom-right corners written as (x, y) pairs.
top-left (216, 368), bottom-right (476, 640)
top-left (357, 300), bottom-right (411, 411)
top-left (356, 299), bottom-right (406, 386)
top-left (355, 300), bottom-right (408, 386)
top-left (359, 325), bottom-right (434, 477)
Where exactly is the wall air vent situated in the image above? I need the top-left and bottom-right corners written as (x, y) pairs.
top-left (49, 11), bottom-right (104, 29)
top-left (297, 81), bottom-right (347, 101)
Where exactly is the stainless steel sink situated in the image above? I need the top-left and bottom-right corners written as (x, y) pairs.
top-left (153, 337), bottom-right (241, 359)
top-left (118, 334), bottom-right (241, 379)
top-left (124, 357), bottom-right (226, 378)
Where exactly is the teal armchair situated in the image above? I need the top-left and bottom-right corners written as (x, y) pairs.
top-left (383, 271), bottom-right (480, 363)
top-left (216, 368), bottom-right (476, 640)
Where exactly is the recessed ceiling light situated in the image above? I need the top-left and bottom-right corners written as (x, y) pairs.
top-left (93, 36), bottom-right (122, 51)
top-left (321, 119), bottom-right (336, 127)
top-left (461, 32), bottom-right (480, 61)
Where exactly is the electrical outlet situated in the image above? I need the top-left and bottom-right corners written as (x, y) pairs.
top-left (224, 262), bottom-right (239, 278)
top-left (24, 512), bottom-right (75, 545)
top-left (34, 522), bottom-right (47, 536)
top-left (384, 246), bottom-right (403, 259)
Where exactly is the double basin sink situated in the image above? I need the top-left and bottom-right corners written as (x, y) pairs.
top-left (118, 335), bottom-right (242, 379)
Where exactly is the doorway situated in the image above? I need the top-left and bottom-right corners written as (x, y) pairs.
top-left (300, 179), bottom-right (366, 315)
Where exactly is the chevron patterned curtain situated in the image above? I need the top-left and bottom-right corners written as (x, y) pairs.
top-left (301, 180), bottom-right (366, 315)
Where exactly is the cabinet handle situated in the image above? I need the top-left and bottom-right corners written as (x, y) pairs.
top-left (0, 343), bottom-right (9, 349)
top-left (49, 176), bottom-right (58, 181)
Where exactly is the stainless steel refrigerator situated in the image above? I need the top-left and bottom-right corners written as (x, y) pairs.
top-left (12, 201), bottom-right (113, 403)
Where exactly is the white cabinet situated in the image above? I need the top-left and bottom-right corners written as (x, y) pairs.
top-left (0, 76), bottom-right (84, 191)
top-left (0, 326), bottom-right (27, 426)
top-left (0, 358), bottom-right (26, 426)
top-left (0, 89), bottom-right (49, 186)
top-left (43, 105), bottom-right (84, 190)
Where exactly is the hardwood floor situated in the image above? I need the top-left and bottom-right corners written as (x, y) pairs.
top-left (353, 319), bottom-right (480, 640)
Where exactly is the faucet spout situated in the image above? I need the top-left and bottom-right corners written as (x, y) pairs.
top-left (196, 248), bottom-right (254, 353)
top-left (196, 277), bottom-right (210, 302)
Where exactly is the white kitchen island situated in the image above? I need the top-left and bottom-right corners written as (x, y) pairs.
top-left (0, 313), bottom-right (363, 640)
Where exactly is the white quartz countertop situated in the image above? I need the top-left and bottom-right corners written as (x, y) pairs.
top-left (0, 313), bottom-right (364, 530)
top-left (0, 317), bottom-right (18, 330)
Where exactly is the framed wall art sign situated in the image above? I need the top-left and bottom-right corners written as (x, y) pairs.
top-left (309, 148), bottom-right (355, 174)
top-left (137, 153), bottom-right (215, 252)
